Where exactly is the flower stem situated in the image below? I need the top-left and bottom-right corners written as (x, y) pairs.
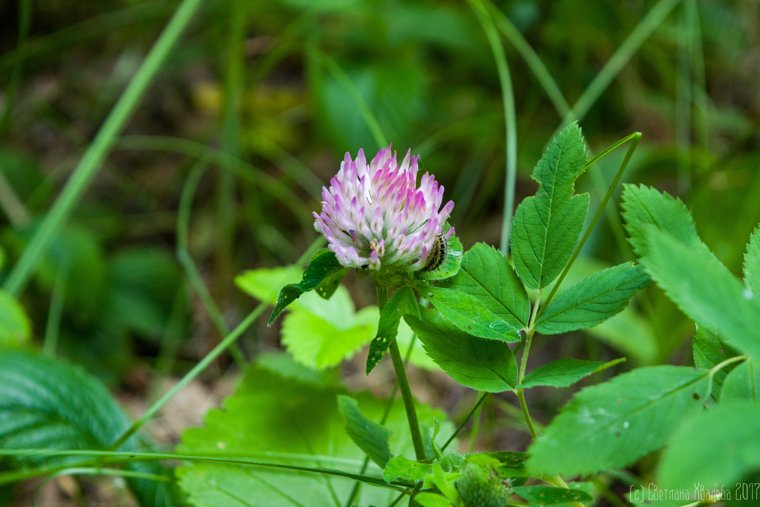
top-left (377, 283), bottom-right (426, 461)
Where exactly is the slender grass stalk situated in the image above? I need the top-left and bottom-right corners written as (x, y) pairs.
top-left (484, 2), bottom-right (571, 118)
top-left (676, 2), bottom-right (693, 194)
top-left (109, 237), bottom-right (324, 451)
top-left (0, 172), bottom-right (30, 226)
top-left (3, 0), bottom-right (204, 297)
top-left (565, 0), bottom-right (682, 125)
top-left (42, 260), bottom-right (68, 356)
top-left (537, 132), bottom-right (642, 317)
top-left (178, 164), bottom-right (246, 368)
top-left (468, 0), bottom-right (518, 256)
top-left (686, 0), bottom-right (709, 159)
top-left (0, 449), bottom-right (403, 492)
top-left (441, 392), bottom-right (489, 452)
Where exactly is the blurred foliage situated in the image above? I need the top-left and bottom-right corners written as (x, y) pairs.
top-left (0, 0), bottom-right (759, 501)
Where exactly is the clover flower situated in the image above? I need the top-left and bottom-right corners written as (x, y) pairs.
top-left (313, 146), bottom-right (455, 273)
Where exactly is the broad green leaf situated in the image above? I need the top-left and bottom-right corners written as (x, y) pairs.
top-left (693, 326), bottom-right (738, 398)
top-left (511, 122), bottom-right (589, 290)
top-left (178, 358), bottom-right (449, 507)
top-left (621, 184), bottom-right (699, 256)
top-left (396, 320), bottom-right (440, 372)
top-left (446, 242), bottom-right (529, 330)
top-left (744, 225), bottom-right (760, 296)
top-left (640, 228), bottom-right (760, 359)
top-left (520, 358), bottom-right (625, 389)
top-left (512, 485), bottom-right (593, 505)
top-left (367, 286), bottom-right (418, 374)
top-left (417, 232), bottom-right (464, 281)
top-left (235, 266), bottom-right (302, 305)
top-left (268, 250), bottom-right (343, 325)
top-left (468, 451), bottom-right (527, 477)
top-left (658, 401), bottom-right (760, 494)
top-left (536, 263), bottom-right (649, 335)
top-left (406, 313), bottom-right (517, 392)
top-left (0, 350), bottom-right (176, 506)
top-left (415, 492), bottom-right (454, 507)
top-left (424, 286), bottom-right (519, 342)
top-left (528, 366), bottom-right (710, 476)
top-left (281, 287), bottom-right (376, 370)
top-left (314, 268), bottom-right (346, 299)
top-left (0, 291), bottom-right (31, 346)
top-left (338, 395), bottom-right (392, 468)
top-left (721, 360), bottom-right (760, 401)
top-left (383, 455), bottom-right (431, 483)
top-left (512, 194), bottom-right (589, 290)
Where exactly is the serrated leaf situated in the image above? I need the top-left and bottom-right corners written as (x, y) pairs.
top-left (469, 451), bottom-right (527, 477)
top-left (744, 224), bottom-right (760, 296)
top-left (0, 350), bottom-right (176, 506)
top-left (425, 286), bottom-right (519, 342)
top-left (406, 313), bottom-right (517, 392)
top-left (447, 242), bottom-right (529, 330)
top-left (268, 250), bottom-right (343, 325)
top-left (693, 326), bottom-right (738, 398)
top-left (338, 395), bottom-right (392, 468)
top-left (367, 286), bottom-right (418, 374)
top-left (383, 455), bottom-right (431, 483)
top-left (178, 359), bottom-right (449, 507)
top-left (621, 184), bottom-right (700, 256)
top-left (640, 228), bottom-right (760, 359)
top-left (658, 401), bottom-right (760, 495)
top-left (512, 485), bottom-right (593, 505)
top-left (235, 266), bottom-right (303, 305)
top-left (536, 263), bottom-right (649, 335)
top-left (281, 287), bottom-right (376, 370)
top-left (511, 123), bottom-right (589, 290)
top-left (721, 359), bottom-right (760, 401)
top-left (417, 232), bottom-right (464, 281)
top-left (520, 358), bottom-right (625, 389)
top-left (512, 194), bottom-right (590, 290)
top-left (0, 291), bottom-right (31, 346)
top-left (527, 366), bottom-right (710, 476)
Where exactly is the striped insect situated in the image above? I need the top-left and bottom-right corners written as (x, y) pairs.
top-left (423, 234), bottom-right (448, 272)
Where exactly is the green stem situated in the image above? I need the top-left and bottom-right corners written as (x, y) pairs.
top-left (469, 0), bottom-right (518, 257)
top-left (3, 0), bottom-right (204, 296)
top-left (377, 284), bottom-right (426, 461)
top-left (441, 392), bottom-right (489, 451)
top-left (537, 132), bottom-right (642, 318)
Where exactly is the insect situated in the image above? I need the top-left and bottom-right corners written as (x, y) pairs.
top-left (423, 234), bottom-right (448, 271)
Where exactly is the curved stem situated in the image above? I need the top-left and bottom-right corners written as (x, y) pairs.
top-left (377, 284), bottom-right (426, 461)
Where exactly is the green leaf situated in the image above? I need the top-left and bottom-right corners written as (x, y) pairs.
top-left (417, 231), bottom-right (464, 281)
top-left (0, 349), bottom-right (176, 506)
top-left (536, 263), bottom-right (649, 335)
top-left (744, 224), bottom-right (760, 296)
top-left (520, 358), bottom-right (625, 389)
top-left (235, 266), bottom-right (303, 305)
top-left (446, 242), bottom-right (530, 330)
top-left (338, 395), bottom-right (392, 468)
top-left (406, 313), bottom-right (517, 392)
top-left (424, 286), bottom-right (519, 342)
top-left (415, 492), bottom-right (455, 507)
top-left (383, 455), bottom-right (431, 483)
top-left (721, 360), bottom-right (760, 401)
top-left (693, 326), bottom-right (738, 397)
top-left (178, 359), bottom-right (449, 507)
top-left (512, 485), bottom-right (593, 505)
top-left (0, 291), bottom-right (31, 346)
top-left (511, 122), bottom-right (589, 290)
top-left (639, 227), bottom-right (760, 359)
top-left (512, 195), bottom-right (590, 291)
top-left (367, 286), bottom-right (418, 374)
top-left (621, 184), bottom-right (700, 256)
top-left (658, 401), bottom-right (760, 494)
top-left (281, 287), bottom-right (376, 370)
top-left (268, 250), bottom-right (343, 325)
top-left (527, 366), bottom-right (710, 476)
top-left (315, 268), bottom-right (347, 299)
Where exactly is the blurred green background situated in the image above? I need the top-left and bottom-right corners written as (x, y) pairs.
top-left (1, 0), bottom-right (759, 401)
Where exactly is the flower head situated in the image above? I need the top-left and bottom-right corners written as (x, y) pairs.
top-left (313, 146), bottom-right (455, 272)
